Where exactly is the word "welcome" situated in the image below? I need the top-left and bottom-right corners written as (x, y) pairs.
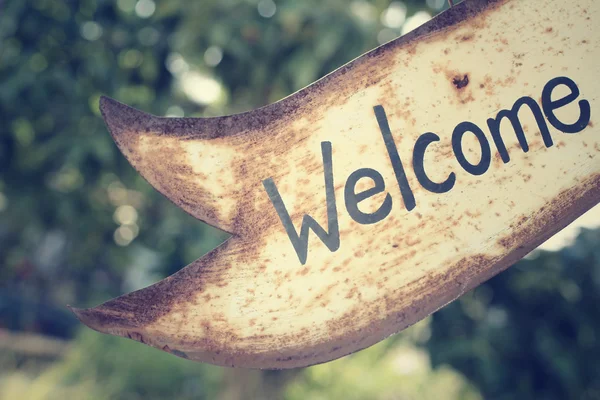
top-left (263, 76), bottom-right (591, 265)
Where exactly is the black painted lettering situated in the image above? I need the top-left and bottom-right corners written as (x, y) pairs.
top-left (452, 121), bottom-right (491, 176)
top-left (487, 96), bottom-right (553, 163)
top-left (344, 168), bottom-right (392, 224)
top-left (413, 132), bottom-right (456, 193)
top-left (542, 76), bottom-right (591, 133)
top-left (263, 75), bottom-right (592, 263)
top-left (262, 141), bottom-right (340, 265)
top-left (373, 105), bottom-right (416, 211)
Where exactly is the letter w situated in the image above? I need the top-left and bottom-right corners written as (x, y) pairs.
top-left (262, 141), bottom-right (340, 265)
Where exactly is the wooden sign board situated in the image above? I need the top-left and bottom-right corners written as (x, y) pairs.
top-left (72, 0), bottom-right (600, 369)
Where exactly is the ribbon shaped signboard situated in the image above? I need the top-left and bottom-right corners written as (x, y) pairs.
top-left (72, 0), bottom-right (600, 368)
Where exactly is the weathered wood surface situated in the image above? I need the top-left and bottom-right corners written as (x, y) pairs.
top-left (72, 0), bottom-right (600, 368)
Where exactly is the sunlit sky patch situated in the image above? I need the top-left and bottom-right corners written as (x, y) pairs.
top-left (535, 204), bottom-right (600, 252)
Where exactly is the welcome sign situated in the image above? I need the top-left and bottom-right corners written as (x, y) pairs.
top-left (72, 0), bottom-right (600, 369)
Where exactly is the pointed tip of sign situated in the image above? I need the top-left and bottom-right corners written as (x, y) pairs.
top-left (99, 95), bottom-right (127, 121)
top-left (68, 305), bottom-right (105, 334)
top-left (68, 301), bottom-right (143, 339)
top-left (99, 96), bottom-right (156, 139)
top-left (68, 304), bottom-right (105, 329)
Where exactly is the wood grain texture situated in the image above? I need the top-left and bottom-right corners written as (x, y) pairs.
top-left (72, 0), bottom-right (600, 369)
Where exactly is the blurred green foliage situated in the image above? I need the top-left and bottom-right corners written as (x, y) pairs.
top-left (286, 320), bottom-right (481, 400)
top-left (1, 0), bottom-right (600, 399)
top-left (1, 329), bottom-right (222, 400)
top-left (428, 229), bottom-right (600, 400)
top-left (1, 322), bottom-right (481, 400)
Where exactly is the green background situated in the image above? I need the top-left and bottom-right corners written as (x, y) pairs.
top-left (2, 0), bottom-right (600, 398)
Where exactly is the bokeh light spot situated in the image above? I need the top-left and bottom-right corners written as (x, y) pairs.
top-left (114, 224), bottom-right (138, 246)
top-left (114, 205), bottom-right (139, 225)
top-left (119, 49), bottom-right (144, 69)
top-left (165, 105), bottom-right (184, 117)
top-left (381, 2), bottom-right (407, 29)
top-left (426, 0), bottom-right (447, 11)
top-left (350, 1), bottom-right (377, 23)
top-left (180, 71), bottom-right (224, 106)
top-left (257, 0), bottom-right (276, 18)
top-left (402, 11), bottom-right (432, 35)
top-left (204, 46), bottom-right (223, 67)
top-left (165, 52), bottom-right (189, 76)
top-left (80, 21), bottom-right (103, 41)
top-left (135, 0), bottom-right (155, 18)
top-left (117, 0), bottom-right (136, 13)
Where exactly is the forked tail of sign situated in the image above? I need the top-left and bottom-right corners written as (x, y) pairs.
top-left (100, 96), bottom-right (249, 233)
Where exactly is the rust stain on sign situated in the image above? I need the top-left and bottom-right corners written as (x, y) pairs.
top-left (71, 0), bottom-right (600, 369)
